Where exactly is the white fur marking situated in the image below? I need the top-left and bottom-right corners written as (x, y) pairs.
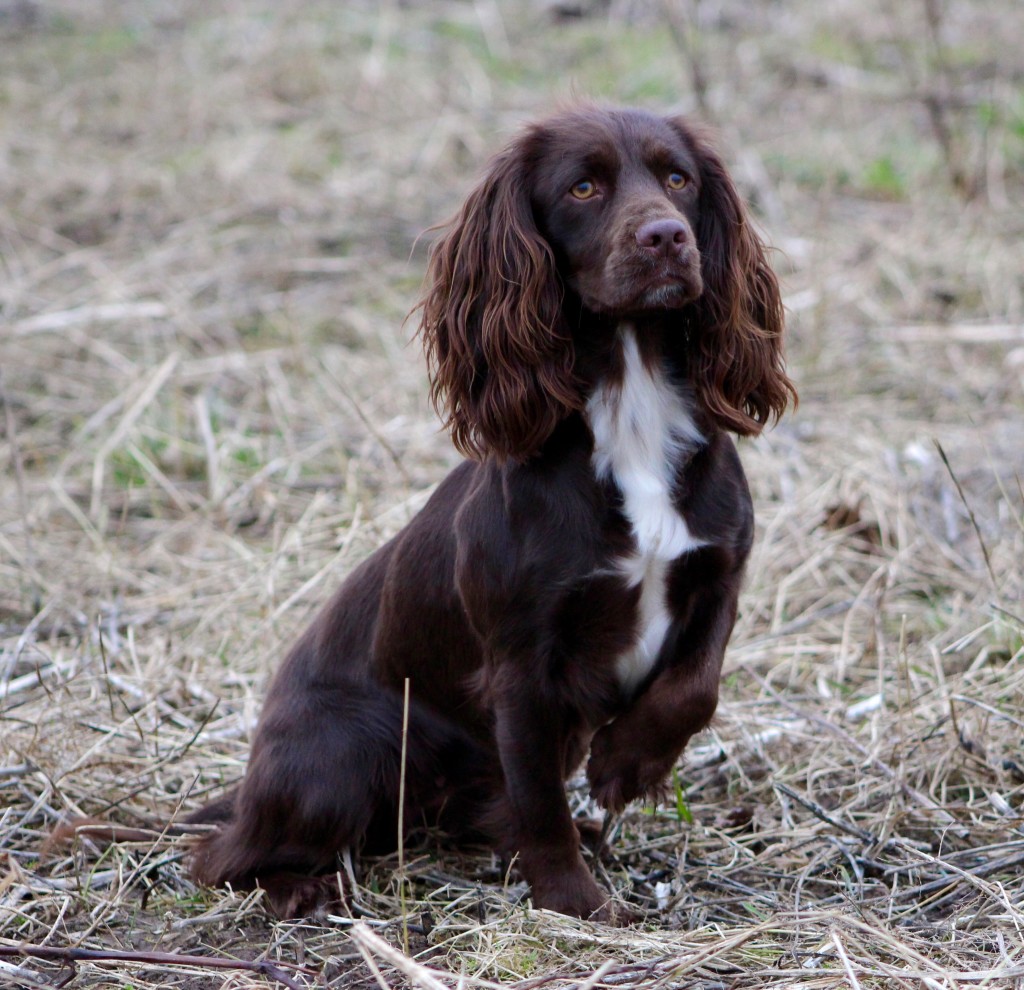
top-left (616, 555), bottom-right (673, 693)
top-left (586, 326), bottom-right (706, 693)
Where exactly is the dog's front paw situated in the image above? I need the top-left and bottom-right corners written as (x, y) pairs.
top-left (586, 724), bottom-right (674, 813)
top-left (530, 867), bottom-right (635, 925)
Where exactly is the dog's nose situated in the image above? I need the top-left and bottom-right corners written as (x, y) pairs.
top-left (635, 218), bottom-right (689, 258)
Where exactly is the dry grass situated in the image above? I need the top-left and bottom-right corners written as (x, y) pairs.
top-left (2, 0), bottom-right (1023, 987)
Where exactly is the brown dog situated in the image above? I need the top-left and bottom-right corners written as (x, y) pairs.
top-left (178, 105), bottom-right (795, 921)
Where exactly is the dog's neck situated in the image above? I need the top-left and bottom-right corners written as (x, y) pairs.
top-left (585, 323), bottom-right (705, 561)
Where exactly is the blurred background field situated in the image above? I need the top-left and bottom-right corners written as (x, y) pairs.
top-left (1, 1), bottom-right (1023, 987)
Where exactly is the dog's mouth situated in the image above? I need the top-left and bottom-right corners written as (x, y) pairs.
top-left (574, 251), bottom-right (703, 315)
top-left (635, 273), bottom-right (703, 309)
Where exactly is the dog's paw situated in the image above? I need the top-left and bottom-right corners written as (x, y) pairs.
top-left (530, 867), bottom-right (637, 925)
top-left (586, 725), bottom-right (675, 813)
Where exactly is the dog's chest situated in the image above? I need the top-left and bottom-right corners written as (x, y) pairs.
top-left (586, 328), bottom-right (705, 694)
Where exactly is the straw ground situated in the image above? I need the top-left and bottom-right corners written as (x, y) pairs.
top-left (2, 1), bottom-right (1022, 987)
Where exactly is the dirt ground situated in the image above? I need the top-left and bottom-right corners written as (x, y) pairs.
top-left (2, 1), bottom-right (1023, 987)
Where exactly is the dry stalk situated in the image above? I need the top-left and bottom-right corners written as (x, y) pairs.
top-left (0, 943), bottom-right (311, 989)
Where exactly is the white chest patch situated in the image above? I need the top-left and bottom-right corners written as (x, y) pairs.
top-left (586, 327), bottom-right (706, 693)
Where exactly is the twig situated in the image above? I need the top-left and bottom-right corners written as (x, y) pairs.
top-left (12, 301), bottom-right (169, 336)
top-left (830, 930), bottom-right (864, 990)
top-left (920, 0), bottom-right (971, 195)
top-left (575, 959), bottom-right (619, 990)
top-left (0, 944), bottom-right (311, 990)
top-left (89, 352), bottom-right (180, 519)
top-left (888, 322), bottom-right (1024, 343)
top-left (889, 847), bottom-right (1024, 919)
top-left (319, 356), bottom-right (412, 485)
top-left (934, 440), bottom-right (997, 590)
top-left (662, 0), bottom-right (711, 117)
top-left (950, 693), bottom-right (1024, 731)
top-left (398, 676), bottom-right (411, 955)
top-left (349, 923), bottom-right (451, 990)
top-left (773, 783), bottom-right (877, 845)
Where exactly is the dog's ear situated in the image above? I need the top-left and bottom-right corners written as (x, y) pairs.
top-left (669, 118), bottom-right (796, 435)
top-left (417, 140), bottom-right (579, 462)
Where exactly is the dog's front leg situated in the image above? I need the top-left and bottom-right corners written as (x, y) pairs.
top-left (490, 683), bottom-right (611, 920)
top-left (587, 580), bottom-right (740, 812)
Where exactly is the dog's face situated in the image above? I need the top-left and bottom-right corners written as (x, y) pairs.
top-left (528, 109), bottom-right (705, 317)
top-left (420, 104), bottom-right (793, 460)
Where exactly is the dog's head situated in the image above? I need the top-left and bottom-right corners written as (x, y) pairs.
top-left (418, 106), bottom-right (795, 461)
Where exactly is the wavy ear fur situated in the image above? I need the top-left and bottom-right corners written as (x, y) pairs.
top-left (671, 119), bottom-right (797, 436)
top-left (417, 142), bottom-right (579, 462)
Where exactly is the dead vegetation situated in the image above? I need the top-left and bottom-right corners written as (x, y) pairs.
top-left (2, 0), bottom-right (1023, 987)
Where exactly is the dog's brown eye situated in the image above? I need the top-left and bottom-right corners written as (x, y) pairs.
top-left (667, 172), bottom-right (687, 190)
top-left (570, 179), bottom-right (597, 200)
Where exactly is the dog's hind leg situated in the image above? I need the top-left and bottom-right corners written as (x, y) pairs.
top-left (188, 678), bottom-right (489, 914)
